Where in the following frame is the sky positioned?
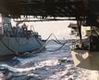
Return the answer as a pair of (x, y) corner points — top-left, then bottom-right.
(0, 14), (77, 40)
(10, 17), (77, 40)
(26, 21), (77, 40)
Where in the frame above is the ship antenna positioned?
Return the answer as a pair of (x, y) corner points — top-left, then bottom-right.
(30, 24), (36, 32)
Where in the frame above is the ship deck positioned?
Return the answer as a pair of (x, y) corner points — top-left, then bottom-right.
(71, 50), (99, 70)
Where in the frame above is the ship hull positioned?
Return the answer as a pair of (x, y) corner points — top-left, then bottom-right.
(0, 36), (44, 57)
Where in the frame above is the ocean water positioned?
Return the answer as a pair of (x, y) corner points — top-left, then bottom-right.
(0, 40), (98, 80)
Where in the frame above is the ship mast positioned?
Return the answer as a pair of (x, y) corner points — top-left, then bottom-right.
(76, 18), (82, 48)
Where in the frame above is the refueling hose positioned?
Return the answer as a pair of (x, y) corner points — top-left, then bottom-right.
(0, 33), (68, 56)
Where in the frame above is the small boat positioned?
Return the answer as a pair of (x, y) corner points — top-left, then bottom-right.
(0, 17), (45, 59)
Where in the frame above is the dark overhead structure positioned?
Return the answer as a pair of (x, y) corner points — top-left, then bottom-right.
(0, 0), (98, 25)
(0, 0), (90, 17)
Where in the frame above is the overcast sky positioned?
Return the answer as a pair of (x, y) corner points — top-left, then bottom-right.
(26, 21), (77, 40)
(10, 19), (77, 40)
(0, 15), (77, 40)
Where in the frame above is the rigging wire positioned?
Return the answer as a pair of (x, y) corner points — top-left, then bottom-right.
(31, 33), (68, 53)
(52, 33), (64, 44)
(0, 31), (69, 56)
(31, 33), (53, 53)
(46, 41), (68, 52)
(0, 36), (18, 54)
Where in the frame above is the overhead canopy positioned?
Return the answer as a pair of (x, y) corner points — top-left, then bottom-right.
(0, 0), (99, 25)
(0, 0), (88, 18)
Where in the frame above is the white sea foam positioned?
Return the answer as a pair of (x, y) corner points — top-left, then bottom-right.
(0, 40), (98, 80)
